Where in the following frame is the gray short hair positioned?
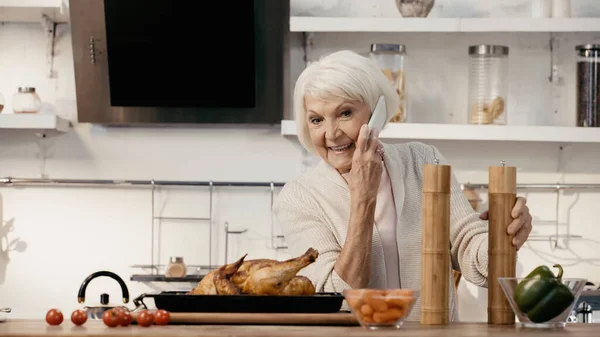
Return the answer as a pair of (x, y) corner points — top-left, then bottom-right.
(293, 50), (400, 156)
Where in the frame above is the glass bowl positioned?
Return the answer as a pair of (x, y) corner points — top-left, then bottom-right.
(498, 277), (587, 328)
(343, 288), (419, 330)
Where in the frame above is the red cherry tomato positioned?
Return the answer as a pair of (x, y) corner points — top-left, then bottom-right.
(70, 309), (87, 326)
(136, 310), (154, 327)
(119, 311), (133, 326)
(111, 308), (124, 315)
(153, 309), (170, 325)
(46, 309), (63, 326)
(102, 310), (120, 328)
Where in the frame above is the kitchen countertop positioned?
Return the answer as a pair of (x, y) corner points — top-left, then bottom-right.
(0, 320), (598, 337)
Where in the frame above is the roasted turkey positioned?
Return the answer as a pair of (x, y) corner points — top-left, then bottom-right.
(189, 248), (318, 296)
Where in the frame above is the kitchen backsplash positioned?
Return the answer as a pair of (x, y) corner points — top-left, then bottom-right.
(0, 0), (599, 322)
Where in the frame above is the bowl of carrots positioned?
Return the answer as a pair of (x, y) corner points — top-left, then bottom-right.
(343, 288), (419, 330)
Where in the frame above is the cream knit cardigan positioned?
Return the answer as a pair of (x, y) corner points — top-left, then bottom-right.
(273, 141), (490, 322)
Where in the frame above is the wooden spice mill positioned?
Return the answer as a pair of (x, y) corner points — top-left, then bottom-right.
(420, 157), (451, 325)
(420, 158), (517, 325)
(487, 161), (517, 325)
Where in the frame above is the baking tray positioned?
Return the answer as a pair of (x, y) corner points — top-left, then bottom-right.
(133, 291), (345, 313)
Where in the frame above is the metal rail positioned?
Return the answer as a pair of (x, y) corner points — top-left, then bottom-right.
(3, 177), (599, 191)
(462, 183), (600, 191)
(224, 221), (248, 264)
(0, 177), (286, 187)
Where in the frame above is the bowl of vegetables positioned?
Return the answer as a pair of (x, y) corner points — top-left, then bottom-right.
(498, 264), (587, 328)
(343, 288), (419, 330)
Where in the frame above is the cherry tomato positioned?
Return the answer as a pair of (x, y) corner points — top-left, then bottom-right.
(119, 311), (133, 326)
(153, 309), (170, 325)
(70, 309), (87, 326)
(106, 308), (132, 326)
(136, 310), (154, 327)
(46, 309), (63, 326)
(110, 308), (122, 314)
(102, 310), (120, 328)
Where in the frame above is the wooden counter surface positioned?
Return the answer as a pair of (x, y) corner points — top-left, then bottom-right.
(0, 320), (598, 337)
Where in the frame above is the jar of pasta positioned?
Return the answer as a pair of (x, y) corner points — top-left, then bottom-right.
(467, 45), (509, 125)
(370, 43), (407, 123)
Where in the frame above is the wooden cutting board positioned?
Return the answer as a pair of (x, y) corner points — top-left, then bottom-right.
(132, 312), (358, 326)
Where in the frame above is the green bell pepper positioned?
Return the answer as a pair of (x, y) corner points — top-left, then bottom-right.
(513, 264), (574, 323)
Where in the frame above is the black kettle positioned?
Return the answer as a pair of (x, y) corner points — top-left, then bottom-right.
(77, 271), (130, 319)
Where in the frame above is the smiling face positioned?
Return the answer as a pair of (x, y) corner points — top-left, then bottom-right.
(304, 95), (371, 174)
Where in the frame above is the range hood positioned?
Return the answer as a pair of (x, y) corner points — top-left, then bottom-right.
(69, 0), (289, 126)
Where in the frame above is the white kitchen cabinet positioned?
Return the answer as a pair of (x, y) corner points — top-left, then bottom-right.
(0, 114), (70, 134)
(290, 16), (600, 33)
(0, 0), (61, 6)
(281, 120), (600, 145)
(0, 0), (69, 23)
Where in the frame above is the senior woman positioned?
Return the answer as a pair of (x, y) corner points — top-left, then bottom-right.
(272, 50), (533, 321)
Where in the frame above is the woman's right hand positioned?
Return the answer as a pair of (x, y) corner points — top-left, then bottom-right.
(349, 124), (383, 203)
(335, 124), (383, 287)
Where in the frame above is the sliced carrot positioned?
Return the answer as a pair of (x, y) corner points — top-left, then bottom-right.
(360, 304), (374, 316)
(373, 308), (404, 323)
(364, 295), (388, 312)
(362, 314), (374, 323)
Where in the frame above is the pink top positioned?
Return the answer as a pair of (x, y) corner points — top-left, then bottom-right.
(342, 162), (401, 288)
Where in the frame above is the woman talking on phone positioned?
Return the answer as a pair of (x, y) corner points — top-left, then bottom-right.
(272, 50), (533, 321)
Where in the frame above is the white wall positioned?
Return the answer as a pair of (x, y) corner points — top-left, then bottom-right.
(0, 0), (599, 321)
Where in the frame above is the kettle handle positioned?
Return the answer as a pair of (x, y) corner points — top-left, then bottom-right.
(132, 293), (149, 311)
(77, 271), (130, 304)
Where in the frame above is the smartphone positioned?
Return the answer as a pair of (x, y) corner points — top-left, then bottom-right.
(368, 95), (387, 133)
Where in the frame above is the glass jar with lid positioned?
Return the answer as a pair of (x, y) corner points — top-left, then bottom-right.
(576, 44), (600, 127)
(369, 43), (407, 123)
(165, 256), (187, 278)
(12, 87), (41, 114)
(467, 45), (509, 125)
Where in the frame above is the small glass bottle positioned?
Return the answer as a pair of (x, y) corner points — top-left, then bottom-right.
(467, 45), (509, 125)
(369, 43), (407, 123)
(576, 44), (600, 127)
(12, 87), (41, 114)
(165, 256), (187, 278)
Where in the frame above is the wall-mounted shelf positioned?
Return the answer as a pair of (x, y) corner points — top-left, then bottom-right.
(130, 274), (205, 283)
(281, 120), (600, 144)
(290, 16), (600, 33)
(0, 114), (70, 133)
(0, 0), (69, 23)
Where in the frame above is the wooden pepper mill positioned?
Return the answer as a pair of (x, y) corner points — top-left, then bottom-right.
(488, 161), (517, 325)
(420, 159), (451, 325)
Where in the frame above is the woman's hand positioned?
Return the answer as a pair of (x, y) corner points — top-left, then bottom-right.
(479, 197), (533, 250)
(349, 124), (383, 203)
(334, 124), (384, 288)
